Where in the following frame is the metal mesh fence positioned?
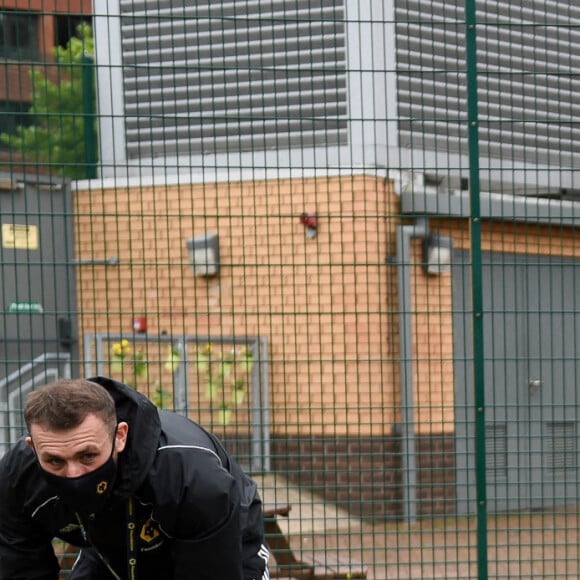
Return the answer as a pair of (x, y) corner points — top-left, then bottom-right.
(1, 0), (580, 578)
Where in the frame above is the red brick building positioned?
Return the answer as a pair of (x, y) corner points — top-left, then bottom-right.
(0, 0), (91, 169)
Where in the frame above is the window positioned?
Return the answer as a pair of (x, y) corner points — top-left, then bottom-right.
(0, 10), (39, 61)
(54, 14), (92, 49)
(0, 101), (32, 147)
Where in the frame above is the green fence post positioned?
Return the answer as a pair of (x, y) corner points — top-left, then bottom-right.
(464, 1), (488, 578)
(81, 55), (97, 179)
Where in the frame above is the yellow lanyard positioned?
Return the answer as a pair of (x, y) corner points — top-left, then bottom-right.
(126, 496), (138, 580)
(74, 496), (138, 580)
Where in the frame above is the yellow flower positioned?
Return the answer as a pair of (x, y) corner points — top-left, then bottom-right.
(111, 340), (132, 359)
(120, 339), (131, 356)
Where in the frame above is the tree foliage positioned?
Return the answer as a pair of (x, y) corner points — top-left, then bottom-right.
(0, 23), (96, 179)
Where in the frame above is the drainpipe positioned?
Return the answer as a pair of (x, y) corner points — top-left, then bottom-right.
(396, 217), (429, 525)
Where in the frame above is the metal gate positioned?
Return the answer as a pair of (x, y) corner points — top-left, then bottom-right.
(454, 251), (580, 514)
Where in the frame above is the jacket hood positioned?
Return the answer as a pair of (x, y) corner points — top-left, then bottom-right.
(88, 376), (161, 495)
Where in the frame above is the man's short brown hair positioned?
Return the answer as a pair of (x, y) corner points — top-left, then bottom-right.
(24, 379), (117, 434)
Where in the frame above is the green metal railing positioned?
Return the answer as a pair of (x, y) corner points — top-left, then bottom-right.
(464, 1), (488, 577)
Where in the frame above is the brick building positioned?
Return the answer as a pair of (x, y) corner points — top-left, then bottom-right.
(0, 0), (91, 169)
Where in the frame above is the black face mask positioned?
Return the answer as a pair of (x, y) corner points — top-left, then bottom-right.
(39, 437), (118, 515)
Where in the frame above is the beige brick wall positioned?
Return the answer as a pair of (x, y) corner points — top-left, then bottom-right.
(75, 175), (401, 437)
(74, 176), (580, 438)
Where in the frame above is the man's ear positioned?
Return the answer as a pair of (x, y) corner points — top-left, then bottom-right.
(25, 436), (34, 450)
(115, 421), (129, 453)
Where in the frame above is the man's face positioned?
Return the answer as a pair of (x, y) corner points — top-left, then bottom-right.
(26, 413), (128, 478)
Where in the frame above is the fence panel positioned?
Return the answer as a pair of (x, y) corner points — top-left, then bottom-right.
(1, 1), (579, 578)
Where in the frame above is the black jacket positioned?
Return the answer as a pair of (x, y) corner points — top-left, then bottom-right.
(0, 377), (266, 580)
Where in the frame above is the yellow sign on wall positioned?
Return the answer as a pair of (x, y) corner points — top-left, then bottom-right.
(2, 224), (39, 250)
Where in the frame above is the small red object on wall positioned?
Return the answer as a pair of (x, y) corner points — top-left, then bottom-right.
(299, 212), (318, 229)
(133, 316), (147, 333)
(299, 212), (318, 238)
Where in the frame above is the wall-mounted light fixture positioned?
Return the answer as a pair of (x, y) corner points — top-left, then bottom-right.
(186, 232), (220, 277)
(423, 233), (453, 275)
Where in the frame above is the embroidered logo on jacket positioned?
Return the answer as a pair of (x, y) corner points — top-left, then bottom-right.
(140, 517), (161, 543)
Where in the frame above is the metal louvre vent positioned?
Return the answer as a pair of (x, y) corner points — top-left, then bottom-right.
(546, 421), (576, 476)
(119, 0), (348, 160)
(395, 0), (580, 168)
(485, 423), (507, 480)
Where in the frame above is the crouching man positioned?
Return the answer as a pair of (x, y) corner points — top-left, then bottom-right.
(0, 377), (269, 580)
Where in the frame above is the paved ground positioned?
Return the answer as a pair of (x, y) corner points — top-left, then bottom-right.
(312, 508), (580, 579)
(255, 475), (579, 579)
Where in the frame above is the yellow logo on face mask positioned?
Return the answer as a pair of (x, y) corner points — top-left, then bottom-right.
(140, 518), (161, 542)
(96, 481), (108, 495)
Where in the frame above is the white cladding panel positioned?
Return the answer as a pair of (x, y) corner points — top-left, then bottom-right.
(395, 0), (580, 169)
(119, 0), (348, 159)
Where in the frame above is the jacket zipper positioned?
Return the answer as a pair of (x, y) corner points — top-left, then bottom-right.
(74, 512), (123, 580)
